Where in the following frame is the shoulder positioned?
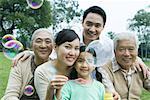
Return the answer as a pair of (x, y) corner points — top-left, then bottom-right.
(93, 79), (104, 87)
(35, 61), (52, 73)
(34, 61), (56, 79)
(13, 56), (32, 72)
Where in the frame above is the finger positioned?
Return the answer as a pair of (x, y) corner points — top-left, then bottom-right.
(51, 82), (66, 89)
(20, 54), (30, 61)
(134, 62), (141, 72)
(146, 68), (150, 78)
(51, 79), (68, 84)
(54, 75), (68, 80)
(138, 62), (147, 78)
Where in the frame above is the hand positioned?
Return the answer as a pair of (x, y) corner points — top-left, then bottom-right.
(50, 75), (68, 90)
(12, 50), (33, 67)
(49, 75), (68, 100)
(112, 91), (121, 100)
(134, 57), (149, 78)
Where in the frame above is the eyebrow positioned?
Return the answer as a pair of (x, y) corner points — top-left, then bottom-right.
(86, 21), (101, 25)
(35, 38), (51, 40)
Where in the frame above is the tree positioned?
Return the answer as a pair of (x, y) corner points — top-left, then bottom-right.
(0, 0), (52, 49)
(51, 0), (83, 33)
(0, 0), (83, 50)
(107, 31), (115, 39)
(128, 6), (150, 59)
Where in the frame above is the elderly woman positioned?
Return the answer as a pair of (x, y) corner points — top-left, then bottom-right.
(102, 32), (150, 100)
(2, 28), (53, 100)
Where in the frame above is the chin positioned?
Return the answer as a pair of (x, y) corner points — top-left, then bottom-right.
(39, 56), (49, 60)
(66, 62), (74, 66)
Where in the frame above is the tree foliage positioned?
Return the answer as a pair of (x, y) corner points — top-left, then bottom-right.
(107, 31), (115, 39)
(0, 0), (83, 49)
(51, 0), (83, 33)
(128, 6), (150, 59)
(0, 0), (52, 49)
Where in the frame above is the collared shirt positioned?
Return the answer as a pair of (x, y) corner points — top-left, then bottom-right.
(112, 58), (137, 88)
(102, 58), (150, 100)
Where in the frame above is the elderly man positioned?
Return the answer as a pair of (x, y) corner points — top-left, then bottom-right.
(102, 32), (150, 100)
(2, 28), (53, 100)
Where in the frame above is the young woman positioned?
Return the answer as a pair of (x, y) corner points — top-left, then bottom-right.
(34, 29), (80, 100)
(53, 46), (105, 100)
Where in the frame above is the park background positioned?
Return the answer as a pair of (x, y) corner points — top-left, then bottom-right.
(0, 0), (150, 99)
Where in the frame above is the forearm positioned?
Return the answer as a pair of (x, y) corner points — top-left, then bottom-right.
(34, 70), (50, 100)
(97, 67), (116, 92)
(55, 89), (62, 100)
(1, 96), (19, 100)
(2, 66), (22, 100)
(144, 71), (150, 91)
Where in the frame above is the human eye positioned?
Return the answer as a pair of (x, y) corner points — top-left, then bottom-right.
(35, 39), (42, 43)
(77, 58), (84, 63)
(75, 47), (80, 50)
(86, 21), (93, 27)
(45, 39), (52, 44)
(95, 23), (101, 28)
(128, 47), (135, 52)
(119, 48), (125, 52)
(65, 45), (71, 49)
(86, 58), (94, 64)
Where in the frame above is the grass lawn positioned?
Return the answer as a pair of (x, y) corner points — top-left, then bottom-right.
(0, 52), (11, 98)
(0, 52), (150, 99)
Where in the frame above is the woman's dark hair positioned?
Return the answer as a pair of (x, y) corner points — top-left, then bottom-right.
(69, 46), (102, 82)
(80, 46), (96, 57)
(55, 29), (80, 46)
(82, 6), (106, 27)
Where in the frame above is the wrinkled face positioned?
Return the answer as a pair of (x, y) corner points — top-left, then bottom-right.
(32, 32), (53, 61)
(115, 39), (137, 70)
(55, 39), (80, 66)
(82, 13), (104, 44)
(75, 52), (95, 79)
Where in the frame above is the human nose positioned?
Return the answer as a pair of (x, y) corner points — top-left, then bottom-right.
(69, 49), (77, 55)
(89, 26), (96, 32)
(82, 61), (88, 67)
(41, 41), (46, 47)
(124, 49), (130, 56)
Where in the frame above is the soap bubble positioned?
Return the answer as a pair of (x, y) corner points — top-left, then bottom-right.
(26, 0), (44, 9)
(85, 40), (113, 67)
(2, 34), (16, 47)
(3, 40), (24, 60)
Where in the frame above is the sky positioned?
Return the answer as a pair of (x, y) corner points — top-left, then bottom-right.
(75, 0), (150, 35)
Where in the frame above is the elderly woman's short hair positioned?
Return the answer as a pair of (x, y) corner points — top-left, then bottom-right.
(113, 32), (139, 51)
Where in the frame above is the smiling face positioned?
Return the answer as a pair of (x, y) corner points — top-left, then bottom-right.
(55, 38), (80, 67)
(32, 31), (53, 61)
(115, 39), (138, 70)
(75, 52), (95, 79)
(82, 13), (104, 45)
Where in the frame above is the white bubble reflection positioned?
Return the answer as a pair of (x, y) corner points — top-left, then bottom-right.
(48, 65), (57, 81)
(85, 40), (113, 67)
(26, 0), (44, 9)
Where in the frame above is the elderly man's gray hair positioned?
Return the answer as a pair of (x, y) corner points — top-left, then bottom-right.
(113, 32), (139, 51)
(31, 28), (54, 42)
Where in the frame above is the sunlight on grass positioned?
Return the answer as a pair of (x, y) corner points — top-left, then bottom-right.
(0, 52), (11, 98)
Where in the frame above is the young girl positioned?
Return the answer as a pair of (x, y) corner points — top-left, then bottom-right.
(54, 46), (105, 100)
